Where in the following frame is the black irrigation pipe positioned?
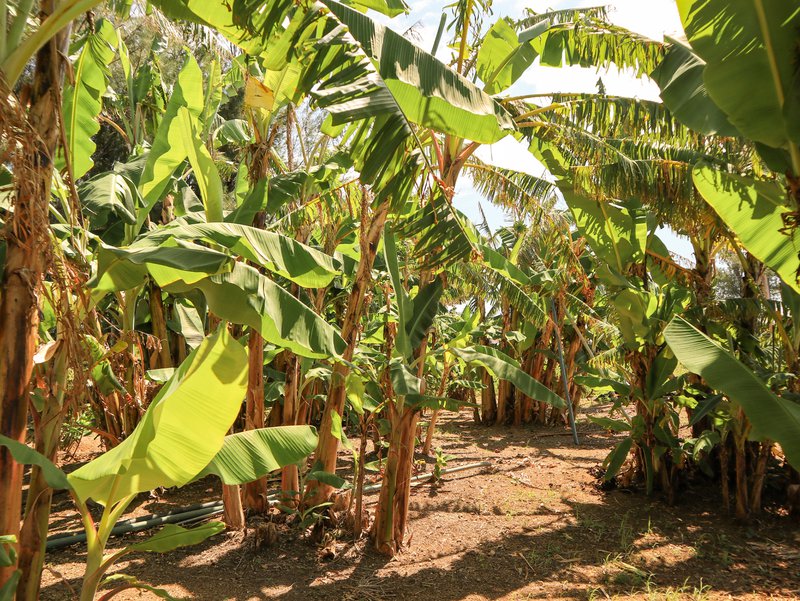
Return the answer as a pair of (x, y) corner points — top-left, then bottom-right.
(45, 461), (492, 552)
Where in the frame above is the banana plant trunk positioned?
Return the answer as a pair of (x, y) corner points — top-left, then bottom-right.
(514, 352), (534, 426)
(17, 347), (68, 601)
(243, 330), (268, 512)
(422, 358), (450, 456)
(371, 404), (418, 555)
(0, 7), (71, 585)
(280, 353), (301, 506)
(148, 285), (172, 369)
(529, 320), (555, 424)
(304, 202), (389, 508)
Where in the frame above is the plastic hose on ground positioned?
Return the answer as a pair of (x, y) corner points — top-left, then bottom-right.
(45, 461), (492, 551)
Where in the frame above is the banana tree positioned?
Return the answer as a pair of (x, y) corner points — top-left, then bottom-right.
(0, 0), (111, 588)
(665, 315), (800, 515)
(559, 185), (694, 498)
(2, 327), (318, 599)
(368, 223), (567, 555)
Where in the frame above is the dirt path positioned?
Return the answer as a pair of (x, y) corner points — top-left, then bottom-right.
(41, 409), (800, 600)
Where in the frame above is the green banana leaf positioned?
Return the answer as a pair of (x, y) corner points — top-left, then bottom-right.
(175, 106), (224, 222)
(141, 223), (340, 288)
(603, 438), (633, 481)
(389, 359), (422, 396)
(98, 575), (179, 601)
(321, 0), (515, 144)
(393, 197), (478, 270)
(406, 278), (443, 351)
(89, 241), (232, 299)
(575, 374), (631, 396)
(79, 172), (137, 229)
(91, 244), (343, 358)
(0, 435), (71, 491)
(169, 263), (346, 359)
(57, 18), (117, 179)
(650, 37), (740, 137)
(339, 0), (407, 17)
(532, 19), (663, 78)
(676, 0), (800, 149)
(201, 60), (223, 138)
(125, 523), (224, 553)
(146, 1), (272, 55)
(476, 18), (542, 95)
(479, 245), (531, 287)
(664, 316), (800, 468)
(138, 52), (205, 228)
(68, 327), (248, 506)
(452, 345), (565, 409)
(383, 226), (412, 360)
(611, 288), (658, 348)
(692, 164), (799, 293)
(198, 426), (318, 484)
(562, 186), (649, 273)
(168, 299), (206, 350)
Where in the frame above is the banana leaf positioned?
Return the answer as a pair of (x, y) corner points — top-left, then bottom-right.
(692, 164), (799, 293)
(68, 327), (248, 506)
(664, 316), (800, 468)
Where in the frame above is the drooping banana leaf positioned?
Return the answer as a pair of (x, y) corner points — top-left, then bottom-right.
(168, 263), (346, 359)
(140, 223), (340, 288)
(664, 316), (800, 468)
(198, 425), (318, 484)
(452, 345), (565, 408)
(0, 435), (71, 491)
(321, 0), (515, 144)
(393, 196), (478, 269)
(79, 172), (137, 229)
(89, 241), (232, 299)
(531, 17), (664, 78)
(692, 164), (799, 293)
(650, 37), (740, 138)
(676, 0), (800, 150)
(68, 327), (248, 506)
(125, 523), (224, 553)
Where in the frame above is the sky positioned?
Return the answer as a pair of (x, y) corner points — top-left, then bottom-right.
(374, 0), (695, 261)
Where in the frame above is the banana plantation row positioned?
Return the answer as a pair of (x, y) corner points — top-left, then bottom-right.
(0, 0), (798, 599)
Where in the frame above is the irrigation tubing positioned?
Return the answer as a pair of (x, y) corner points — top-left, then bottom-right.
(45, 461), (491, 551)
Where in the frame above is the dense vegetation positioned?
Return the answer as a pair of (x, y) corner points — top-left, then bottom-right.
(0, 0), (798, 598)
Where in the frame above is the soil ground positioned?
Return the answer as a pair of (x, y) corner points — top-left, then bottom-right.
(40, 406), (800, 600)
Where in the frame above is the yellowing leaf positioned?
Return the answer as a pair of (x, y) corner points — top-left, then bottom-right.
(245, 77), (275, 110)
